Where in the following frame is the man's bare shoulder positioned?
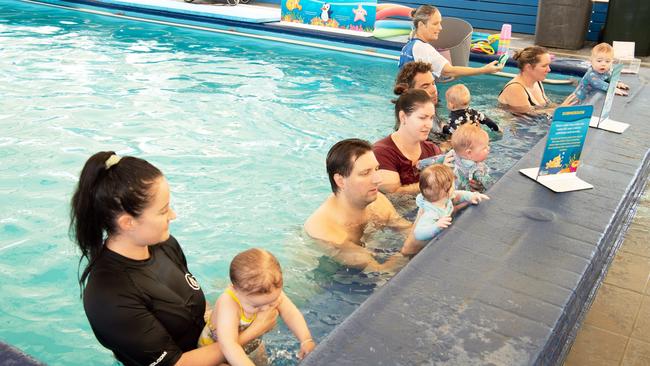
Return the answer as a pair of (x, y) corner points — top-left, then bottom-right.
(368, 192), (396, 217)
(304, 195), (346, 245)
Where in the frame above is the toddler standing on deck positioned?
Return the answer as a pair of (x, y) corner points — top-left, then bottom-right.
(441, 84), (500, 137)
(401, 164), (488, 254)
(198, 248), (315, 365)
(417, 123), (493, 192)
(574, 42), (630, 104)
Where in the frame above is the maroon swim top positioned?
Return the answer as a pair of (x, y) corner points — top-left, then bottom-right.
(373, 135), (441, 185)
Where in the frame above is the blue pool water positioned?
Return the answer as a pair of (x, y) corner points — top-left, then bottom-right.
(0, 1), (574, 365)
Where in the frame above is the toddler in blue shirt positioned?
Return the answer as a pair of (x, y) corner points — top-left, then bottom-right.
(574, 42), (629, 104)
(412, 164), (488, 242)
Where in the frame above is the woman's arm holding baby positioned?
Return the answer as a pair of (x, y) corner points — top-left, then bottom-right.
(276, 292), (316, 359)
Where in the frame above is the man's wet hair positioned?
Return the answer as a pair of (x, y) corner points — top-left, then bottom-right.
(326, 138), (373, 194)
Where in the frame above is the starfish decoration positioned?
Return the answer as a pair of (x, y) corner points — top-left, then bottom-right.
(353, 4), (367, 23)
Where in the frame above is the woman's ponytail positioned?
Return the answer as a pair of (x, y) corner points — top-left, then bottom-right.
(70, 151), (162, 294)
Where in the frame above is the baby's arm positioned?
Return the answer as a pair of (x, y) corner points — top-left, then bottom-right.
(277, 292), (315, 359)
(413, 210), (451, 241)
(416, 154), (446, 170)
(478, 113), (500, 132)
(454, 190), (489, 204)
(589, 72), (610, 92)
(472, 164), (493, 191)
(214, 294), (255, 366)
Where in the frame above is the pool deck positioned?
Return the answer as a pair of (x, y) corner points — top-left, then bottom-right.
(7, 1), (650, 364)
(302, 69), (650, 365)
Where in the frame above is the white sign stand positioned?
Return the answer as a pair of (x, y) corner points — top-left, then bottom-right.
(520, 106), (594, 193)
(520, 168), (593, 193)
(589, 117), (629, 133)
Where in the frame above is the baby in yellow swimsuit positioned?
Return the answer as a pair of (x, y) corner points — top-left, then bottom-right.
(198, 248), (316, 365)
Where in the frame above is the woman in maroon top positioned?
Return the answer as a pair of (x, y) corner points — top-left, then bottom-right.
(374, 88), (443, 195)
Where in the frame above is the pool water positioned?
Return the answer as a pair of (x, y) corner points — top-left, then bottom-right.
(0, 1), (573, 365)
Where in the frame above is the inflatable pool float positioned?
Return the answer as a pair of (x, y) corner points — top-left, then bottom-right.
(375, 4), (413, 20)
(375, 19), (411, 29)
(372, 27), (410, 39)
(372, 8), (412, 39)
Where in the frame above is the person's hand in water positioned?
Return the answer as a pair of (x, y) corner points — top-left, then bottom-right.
(247, 309), (278, 336)
(561, 93), (578, 106)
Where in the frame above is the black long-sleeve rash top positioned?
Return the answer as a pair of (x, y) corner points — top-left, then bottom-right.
(83, 236), (206, 366)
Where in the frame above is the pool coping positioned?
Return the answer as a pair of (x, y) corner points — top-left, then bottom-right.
(302, 70), (650, 365)
(0, 342), (45, 366)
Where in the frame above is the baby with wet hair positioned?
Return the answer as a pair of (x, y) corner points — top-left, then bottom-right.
(417, 123), (493, 192)
(198, 248), (315, 365)
(442, 84), (500, 137)
(412, 164), (489, 242)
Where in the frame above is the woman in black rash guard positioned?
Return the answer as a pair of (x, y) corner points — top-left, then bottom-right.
(70, 151), (275, 366)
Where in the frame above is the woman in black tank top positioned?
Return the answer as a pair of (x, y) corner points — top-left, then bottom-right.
(497, 46), (576, 113)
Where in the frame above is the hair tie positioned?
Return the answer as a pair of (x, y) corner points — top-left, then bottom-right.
(105, 154), (122, 170)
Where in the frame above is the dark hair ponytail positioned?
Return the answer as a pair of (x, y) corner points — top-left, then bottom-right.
(393, 88), (433, 131)
(69, 151), (162, 294)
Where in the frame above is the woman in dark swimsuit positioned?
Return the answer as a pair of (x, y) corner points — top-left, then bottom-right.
(497, 46), (576, 114)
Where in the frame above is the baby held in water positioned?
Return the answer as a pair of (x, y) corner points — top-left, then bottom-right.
(198, 248), (315, 365)
(401, 164), (489, 255)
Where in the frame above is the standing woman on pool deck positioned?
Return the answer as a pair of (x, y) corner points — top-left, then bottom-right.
(374, 88), (448, 195)
(70, 152), (275, 366)
(398, 5), (503, 81)
(498, 46), (577, 114)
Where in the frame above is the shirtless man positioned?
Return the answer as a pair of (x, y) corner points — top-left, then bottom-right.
(304, 139), (411, 272)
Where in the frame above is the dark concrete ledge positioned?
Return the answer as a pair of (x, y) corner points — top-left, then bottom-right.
(304, 72), (650, 366)
(0, 342), (45, 366)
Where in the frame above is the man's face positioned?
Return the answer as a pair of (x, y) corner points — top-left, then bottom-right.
(412, 72), (438, 105)
(340, 151), (382, 206)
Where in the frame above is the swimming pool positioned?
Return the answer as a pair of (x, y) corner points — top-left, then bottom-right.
(0, 1), (575, 365)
